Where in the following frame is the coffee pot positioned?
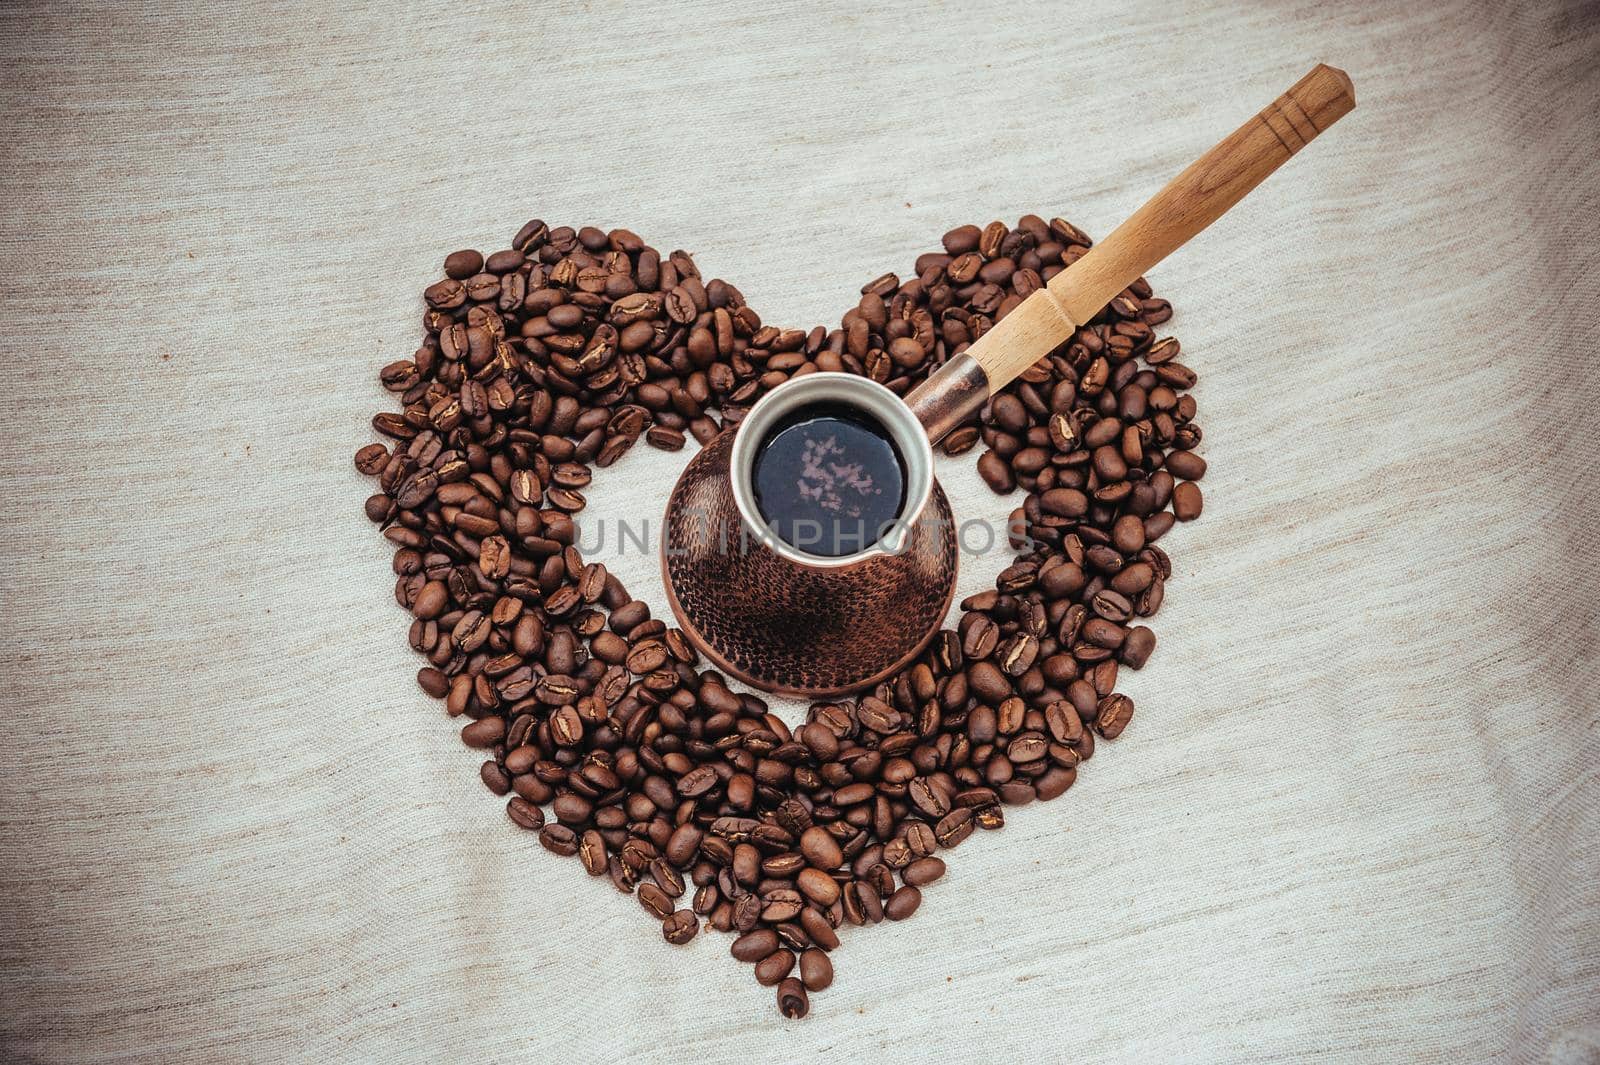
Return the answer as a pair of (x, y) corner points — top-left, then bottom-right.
(662, 65), (1354, 695)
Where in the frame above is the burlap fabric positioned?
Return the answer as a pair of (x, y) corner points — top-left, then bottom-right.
(2, 2), (1596, 1060)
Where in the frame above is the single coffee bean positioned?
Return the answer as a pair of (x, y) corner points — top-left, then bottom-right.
(646, 425), (686, 451)
(551, 793), (592, 825)
(799, 948), (834, 991)
(1165, 449), (1207, 480)
(538, 824), (578, 856)
(354, 442), (389, 474)
(800, 906), (839, 951)
(677, 764), (719, 797)
(733, 892), (762, 932)
(761, 888), (805, 923)
(651, 858), (685, 898)
(1121, 626), (1156, 668)
(1036, 765), (1078, 800)
(731, 928), (780, 963)
(665, 823), (703, 866)
(885, 885), (922, 920)
(692, 883), (720, 916)
(942, 425), (979, 455)
(968, 661), (1011, 704)
(754, 948), (797, 986)
(423, 278), (466, 309)
(963, 614), (1000, 659)
(798, 825), (843, 870)
(444, 249), (484, 279)
(663, 909), (699, 945)
(1173, 480), (1203, 520)
(908, 777), (950, 819)
(1110, 562), (1155, 596)
(1007, 732), (1049, 763)
(797, 867), (841, 906)
(579, 830), (607, 876)
(638, 882), (674, 920)
(1041, 487), (1088, 518)
(460, 716), (504, 748)
(978, 450), (1015, 492)
(1095, 694), (1135, 738)
(506, 797), (544, 831)
(417, 667), (448, 697)
(903, 822), (937, 858)
(903, 856), (946, 886)
(777, 977), (809, 1019)
(480, 761), (510, 795)
(1046, 701), (1084, 744)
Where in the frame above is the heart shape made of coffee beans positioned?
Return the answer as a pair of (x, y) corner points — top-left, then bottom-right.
(356, 215), (1204, 1019)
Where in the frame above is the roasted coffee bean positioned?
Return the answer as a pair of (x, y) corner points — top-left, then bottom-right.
(1121, 626), (1156, 668)
(731, 928), (780, 962)
(962, 614), (1000, 659)
(460, 716), (504, 748)
(550, 705), (584, 747)
(506, 797), (545, 831)
(663, 909), (699, 945)
(968, 661), (1011, 704)
(1041, 487), (1088, 518)
(538, 824), (578, 856)
(754, 949), (797, 986)
(885, 885), (922, 920)
(665, 823), (703, 866)
(607, 854), (638, 893)
(942, 425), (980, 455)
(1095, 694), (1134, 738)
(1007, 732), (1049, 763)
(881, 837), (913, 869)
(638, 882), (675, 920)
(677, 764), (719, 797)
(354, 443), (390, 475)
(1173, 480), (1203, 520)
(417, 667), (448, 697)
(796, 867), (840, 906)
(799, 947), (834, 990)
(692, 883), (720, 915)
(903, 821), (936, 858)
(800, 907), (840, 951)
(733, 892), (762, 931)
(646, 425), (686, 450)
(1091, 588), (1135, 622)
(978, 450), (1015, 492)
(1110, 562), (1155, 596)
(481, 760), (510, 795)
(651, 858), (686, 898)
(444, 249), (484, 279)
(908, 777), (950, 819)
(579, 830), (607, 876)
(777, 977), (809, 1019)
(423, 278), (466, 309)
(799, 826), (843, 870)
(761, 888), (805, 923)
(902, 857), (946, 886)
(1046, 701), (1084, 744)
(552, 793), (593, 825)
(1166, 449), (1206, 480)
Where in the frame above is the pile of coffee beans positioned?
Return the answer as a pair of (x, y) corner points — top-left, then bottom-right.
(356, 215), (1204, 1018)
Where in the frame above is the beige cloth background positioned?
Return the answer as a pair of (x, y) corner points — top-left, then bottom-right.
(2, 1), (1597, 1061)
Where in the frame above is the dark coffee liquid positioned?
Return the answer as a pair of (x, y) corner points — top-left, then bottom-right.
(751, 403), (908, 557)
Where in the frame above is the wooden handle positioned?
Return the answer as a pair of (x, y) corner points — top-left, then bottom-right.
(968, 63), (1355, 391)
